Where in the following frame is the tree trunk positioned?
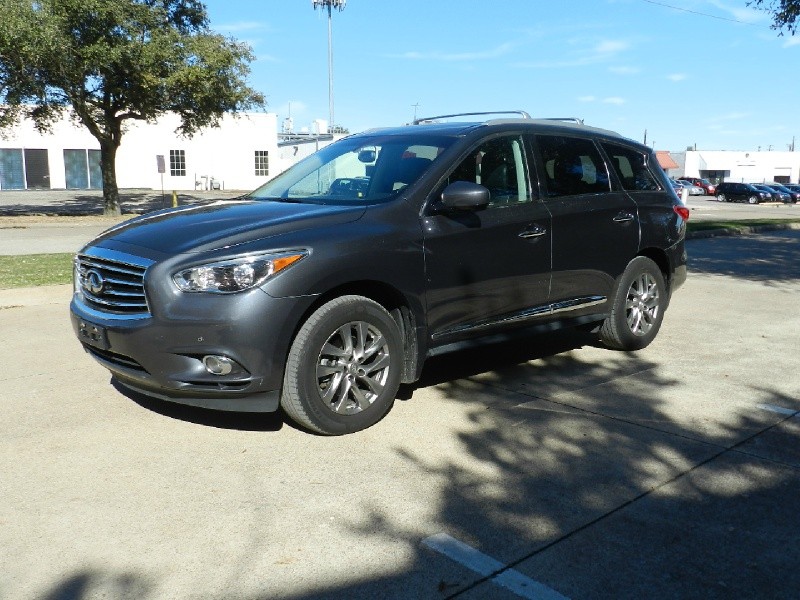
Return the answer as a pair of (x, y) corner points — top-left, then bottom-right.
(100, 141), (122, 217)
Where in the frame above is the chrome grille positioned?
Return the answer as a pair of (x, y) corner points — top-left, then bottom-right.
(76, 254), (150, 315)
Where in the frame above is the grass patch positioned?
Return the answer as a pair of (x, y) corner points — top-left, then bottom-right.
(687, 218), (800, 233)
(0, 253), (74, 289)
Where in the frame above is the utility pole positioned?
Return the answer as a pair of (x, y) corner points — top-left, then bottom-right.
(412, 103), (421, 122)
(312, 0), (346, 131)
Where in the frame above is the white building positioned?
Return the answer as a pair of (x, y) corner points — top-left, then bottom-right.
(0, 111), (304, 192)
(674, 150), (800, 185)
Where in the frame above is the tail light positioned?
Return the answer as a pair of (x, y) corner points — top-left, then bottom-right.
(673, 205), (690, 221)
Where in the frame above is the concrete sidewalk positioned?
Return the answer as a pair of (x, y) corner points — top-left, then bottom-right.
(0, 188), (243, 216)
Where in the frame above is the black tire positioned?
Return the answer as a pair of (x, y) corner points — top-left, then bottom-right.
(716, 193), (726, 202)
(599, 257), (666, 351)
(748, 195), (759, 205)
(281, 295), (403, 435)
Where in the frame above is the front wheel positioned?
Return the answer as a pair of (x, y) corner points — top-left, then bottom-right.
(716, 193), (726, 202)
(599, 257), (666, 351)
(281, 295), (403, 435)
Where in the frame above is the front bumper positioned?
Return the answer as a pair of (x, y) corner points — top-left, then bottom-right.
(70, 284), (315, 413)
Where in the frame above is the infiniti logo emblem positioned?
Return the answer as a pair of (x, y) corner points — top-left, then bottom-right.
(85, 269), (105, 295)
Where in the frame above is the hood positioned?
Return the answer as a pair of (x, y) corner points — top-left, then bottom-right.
(86, 200), (366, 254)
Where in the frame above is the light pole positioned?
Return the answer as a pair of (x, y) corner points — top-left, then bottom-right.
(312, 0), (346, 131)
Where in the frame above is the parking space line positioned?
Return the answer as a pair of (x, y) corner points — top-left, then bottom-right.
(422, 533), (568, 600)
(758, 403), (798, 416)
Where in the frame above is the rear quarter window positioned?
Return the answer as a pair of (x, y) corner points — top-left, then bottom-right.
(601, 143), (661, 192)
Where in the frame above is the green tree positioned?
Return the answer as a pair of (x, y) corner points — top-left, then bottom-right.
(749, 0), (800, 34)
(0, 0), (264, 215)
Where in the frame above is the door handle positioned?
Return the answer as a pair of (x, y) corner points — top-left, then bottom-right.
(518, 224), (547, 239)
(613, 212), (635, 223)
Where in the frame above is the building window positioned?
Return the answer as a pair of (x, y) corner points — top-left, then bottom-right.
(255, 150), (269, 177)
(170, 149), (186, 176)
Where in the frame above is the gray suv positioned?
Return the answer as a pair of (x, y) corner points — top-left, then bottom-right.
(71, 112), (688, 435)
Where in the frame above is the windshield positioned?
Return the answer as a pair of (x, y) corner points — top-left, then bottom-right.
(247, 133), (455, 205)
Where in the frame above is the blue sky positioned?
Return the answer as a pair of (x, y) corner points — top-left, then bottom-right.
(204, 0), (798, 152)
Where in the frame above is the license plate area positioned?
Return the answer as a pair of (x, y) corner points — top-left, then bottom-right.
(77, 319), (110, 350)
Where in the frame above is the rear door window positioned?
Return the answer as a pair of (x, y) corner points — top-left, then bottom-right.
(601, 143), (661, 192)
(535, 135), (610, 198)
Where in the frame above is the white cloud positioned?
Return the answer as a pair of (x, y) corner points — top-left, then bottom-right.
(514, 37), (631, 69)
(667, 73), (687, 82)
(603, 97), (626, 105)
(594, 40), (629, 55)
(783, 37), (800, 48)
(215, 21), (268, 33)
(578, 96), (597, 102)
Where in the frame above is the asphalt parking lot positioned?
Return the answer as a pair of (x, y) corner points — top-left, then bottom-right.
(1, 208), (799, 599)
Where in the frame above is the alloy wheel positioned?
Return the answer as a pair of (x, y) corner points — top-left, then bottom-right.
(315, 321), (391, 414)
(625, 273), (660, 337)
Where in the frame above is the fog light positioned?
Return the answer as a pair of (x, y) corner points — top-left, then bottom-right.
(203, 355), (233, 376)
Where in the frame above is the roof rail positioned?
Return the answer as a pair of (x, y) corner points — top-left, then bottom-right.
(412, 110), (531, 125)
(541, 117), (585, 125)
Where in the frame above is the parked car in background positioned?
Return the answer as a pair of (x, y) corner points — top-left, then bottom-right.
(69, 111), (689, 435)
(715, 182), (771, 204)
(783, 183), (800, 195)
(752, 184), (792, 204)
(767, 183), (800, 203)
(678, 177), (716, 195)
(671, 180), (704, 195)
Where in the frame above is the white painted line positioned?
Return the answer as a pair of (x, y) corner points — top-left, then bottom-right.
(758, 403), (798, 416)
(422, 533), (569, 600)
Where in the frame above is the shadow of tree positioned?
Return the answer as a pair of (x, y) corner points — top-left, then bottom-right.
(33, 234), (800, 600)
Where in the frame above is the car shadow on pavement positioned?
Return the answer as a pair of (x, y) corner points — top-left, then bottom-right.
(113, 380), (284, 432)
(408, 327), (598, 392)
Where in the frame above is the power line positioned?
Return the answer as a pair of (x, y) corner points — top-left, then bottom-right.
(639, 0), (758, 25)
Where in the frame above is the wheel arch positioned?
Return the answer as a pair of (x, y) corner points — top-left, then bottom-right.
(636, 247), (673, 303)
(289, 280), (423, 385)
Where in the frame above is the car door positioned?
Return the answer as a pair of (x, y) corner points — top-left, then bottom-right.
(532, 134), (640, 317)
(601, 141), (684, 253)
(422, 134), (552, 345)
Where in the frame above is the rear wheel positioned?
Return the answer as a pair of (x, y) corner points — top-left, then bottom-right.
(599, 257), (666, 351)
(716, 193), (726, 202)
(281, 295), (403, 435)
(748, 195), (759, 205)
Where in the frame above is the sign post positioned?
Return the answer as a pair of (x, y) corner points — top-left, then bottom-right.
(156, 155), (166, 206)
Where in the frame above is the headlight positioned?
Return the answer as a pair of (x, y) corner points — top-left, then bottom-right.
(173, 251), (307, 293)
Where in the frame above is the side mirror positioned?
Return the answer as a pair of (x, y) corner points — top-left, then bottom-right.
(440, 181), (490, 210)
(357, 147), (377, 163)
